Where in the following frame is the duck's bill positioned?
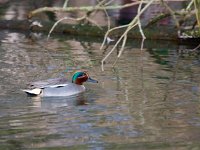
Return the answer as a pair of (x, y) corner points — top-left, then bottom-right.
(87, 77), (98, 83)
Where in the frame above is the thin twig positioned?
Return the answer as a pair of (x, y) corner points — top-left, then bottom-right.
(98, 0), (111, 31)
(101, 0), (154, 66)
(140, 38), (145, 50)
(186, 0), (194, 10)
(104, 0), (115, 6)
(193, 43), (200, 51)
(63, 0), (69, 8)
(96, 0), (111, 30)
(86, 17), (103, 30)
(29, 1), (141, 17)
(117, 34), (127, 58)
(160, 0), (180, 28)
(47, 16), (85, 39)
(100, 24), (130, 50)
(47, 17), (68, 40)
(138, 0), (146, 39)
(102, 0), (154, 50)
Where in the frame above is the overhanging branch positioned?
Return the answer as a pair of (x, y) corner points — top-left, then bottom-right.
(29, 1), (141, 18)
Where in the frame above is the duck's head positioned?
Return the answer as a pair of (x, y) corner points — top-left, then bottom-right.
(72, 71), (98, 85)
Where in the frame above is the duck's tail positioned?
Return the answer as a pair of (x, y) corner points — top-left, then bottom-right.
(22, 88), (42, 96)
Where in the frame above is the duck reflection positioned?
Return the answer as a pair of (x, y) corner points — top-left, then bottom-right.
(31, 93), (88, 110)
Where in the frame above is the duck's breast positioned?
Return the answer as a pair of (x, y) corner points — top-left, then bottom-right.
(42, 83), (85, 97)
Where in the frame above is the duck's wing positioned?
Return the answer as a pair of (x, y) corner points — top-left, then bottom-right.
(29, 78), (68, 89)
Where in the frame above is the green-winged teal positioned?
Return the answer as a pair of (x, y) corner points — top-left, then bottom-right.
(22, 71), (98, 97)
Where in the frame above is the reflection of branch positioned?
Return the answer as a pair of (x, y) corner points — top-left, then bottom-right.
(117, 0), (145, 57)
(163, 51), (180, 102)
(140, 38), (145, 50)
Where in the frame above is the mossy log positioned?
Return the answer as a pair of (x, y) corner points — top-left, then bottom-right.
(0, 19), (178, 40)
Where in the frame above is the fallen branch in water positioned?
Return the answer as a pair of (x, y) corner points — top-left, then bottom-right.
(28, 0), (199, 71)
(145, 10), (195, 28)
(47, 0), (110, 39)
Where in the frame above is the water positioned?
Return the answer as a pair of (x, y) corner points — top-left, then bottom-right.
(0, 30), (199, 150)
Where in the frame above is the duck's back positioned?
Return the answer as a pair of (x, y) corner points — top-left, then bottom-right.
(29, 77), (68, 88)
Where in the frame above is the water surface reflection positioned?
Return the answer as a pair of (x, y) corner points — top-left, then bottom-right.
(0, 30), (200, 149)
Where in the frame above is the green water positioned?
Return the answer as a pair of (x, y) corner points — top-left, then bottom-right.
(0, 30), (200, 150)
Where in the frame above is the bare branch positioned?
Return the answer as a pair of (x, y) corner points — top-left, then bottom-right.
(101, 0), (155, 69)
(138, 0), (146, 39)
(29, 1), (141, 18)
(160, 0), (180, 28)
(47, 16), (86, 39)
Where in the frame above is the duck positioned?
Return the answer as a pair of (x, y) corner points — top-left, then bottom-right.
(22, 71), (98, 97)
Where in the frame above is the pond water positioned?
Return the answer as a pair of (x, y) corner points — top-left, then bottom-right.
(0, 30), (200, 150)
